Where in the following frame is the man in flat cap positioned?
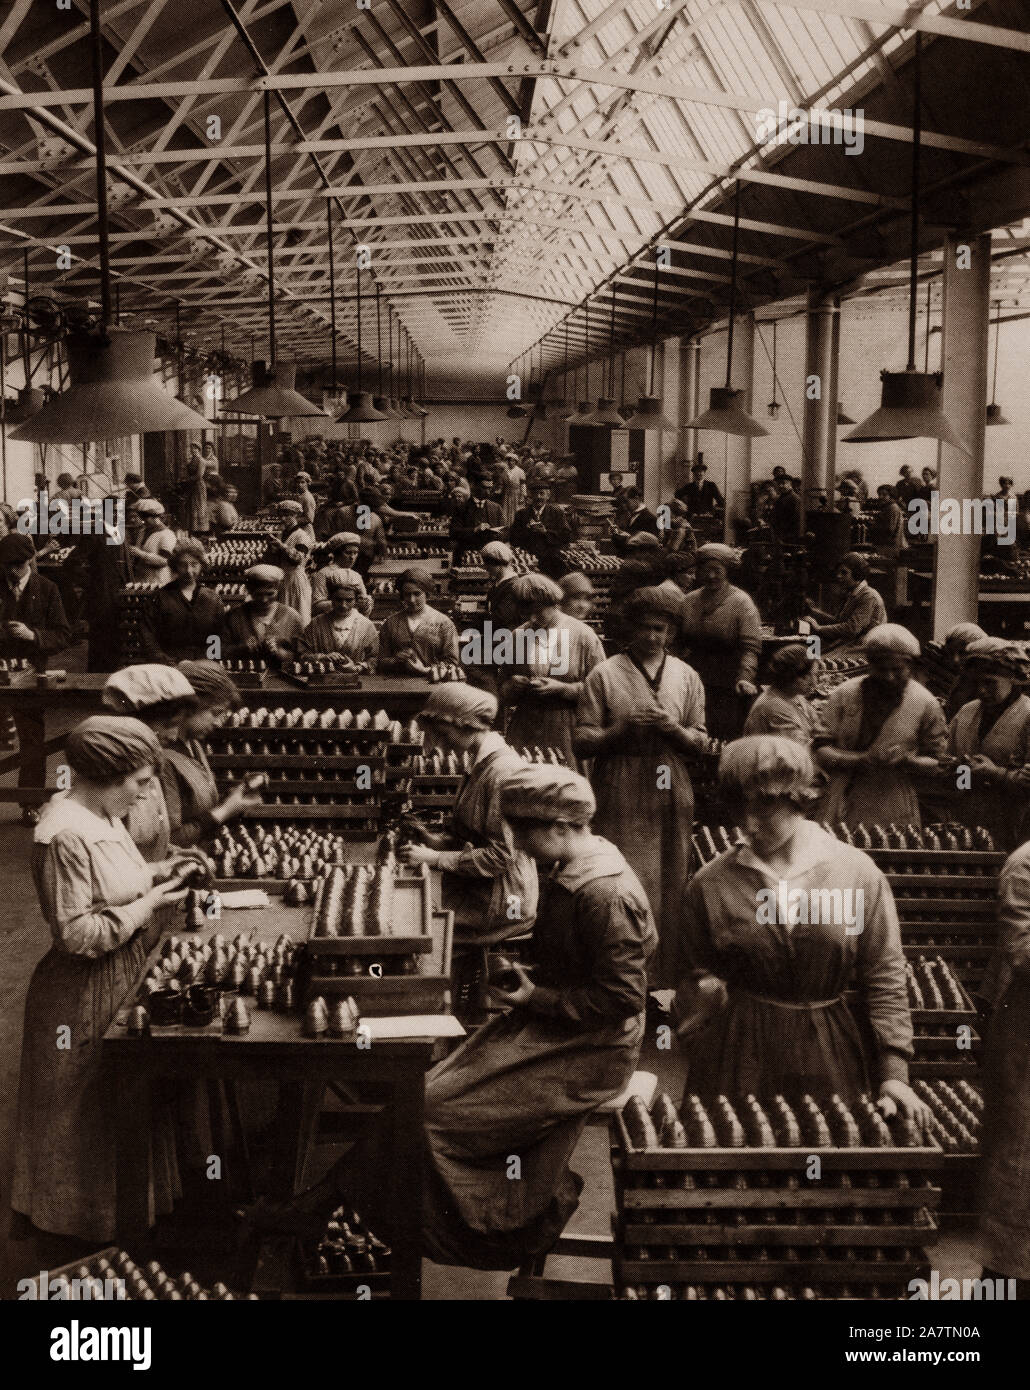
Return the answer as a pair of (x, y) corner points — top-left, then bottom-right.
(0, 533), (71, 822)
(677, 460), (724, 517)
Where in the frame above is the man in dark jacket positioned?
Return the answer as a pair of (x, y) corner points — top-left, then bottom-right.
(0, 533), (71, 822)
(770, 475), (803, 542)
(677, 460), (724, 515)
(510, 481), (572, 575)
(449, 469), (506, 552)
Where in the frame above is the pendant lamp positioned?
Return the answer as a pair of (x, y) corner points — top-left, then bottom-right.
(685, 182), (768, 439)
(766, 320), (781, 419)
(845, 35), (968, 453)
(625, 254), (677, 431)
(370, 284), (398, 419)
(339, 261), (387, 423)
(13, 0), (211, 444)
(986, 301), (1009, 425)
(836, 402), (856, 426)
(586, 289), (625, 428)
(387, 310), (405, 419)
(220, 93), (325, 421)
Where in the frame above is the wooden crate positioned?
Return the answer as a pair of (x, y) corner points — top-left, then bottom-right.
(305, 908), (454, 1015)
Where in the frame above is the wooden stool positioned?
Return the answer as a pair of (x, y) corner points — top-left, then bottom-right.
(507, 1071), (657, 1300)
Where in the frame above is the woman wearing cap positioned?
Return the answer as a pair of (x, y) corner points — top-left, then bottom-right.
(944, 638), (1030, 850)
(378, 567), (460, 676)
(207, 479), (240, 539)
(481, 541), (521, 632)
(11, 716), (189, 1243)
(299, 578), (379, 671)
(742, 642), (820, 747)
(803, 552), (887, 659)
(164, 661), (265, 847)
(558, 572), (594, 624)
(941, 622), (988, 721)
(295, 472), (317, 526)
(673, 736), (928, 1128)
(678, 543), (761, 740)
(182, 445), (209, 536)
(501, 573), (605, 771)
(310, 533), (372, 617)
(420, 763), (656, 1266)
(129, 499), (178, 587)
(814, 624), (947, 830)
(398, 685), (536, 938)
(663, 496), (697, 558)
(223, 565), (304, 663)
(142, 539), (227, 665)
(102, 664), (201, 863)
(575, 586), (707, 985)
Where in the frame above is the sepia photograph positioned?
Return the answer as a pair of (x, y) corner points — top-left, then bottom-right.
(0, 0), (1026, 1367)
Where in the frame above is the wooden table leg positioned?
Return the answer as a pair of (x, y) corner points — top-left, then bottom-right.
(388, 1062), (425, 1301)
(112, 1055), (153, 1241)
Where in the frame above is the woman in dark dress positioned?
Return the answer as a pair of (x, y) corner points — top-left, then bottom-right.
(674, 735), (930, 1124)
(142, 539), (227, 664)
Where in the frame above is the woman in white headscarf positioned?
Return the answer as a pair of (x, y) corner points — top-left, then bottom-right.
(11, 717), (188, 1243)
(814, 624), (947, 830)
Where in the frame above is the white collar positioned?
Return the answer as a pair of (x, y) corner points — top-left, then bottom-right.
(734, 818), (840, 884)
(35, 790), (136, 849)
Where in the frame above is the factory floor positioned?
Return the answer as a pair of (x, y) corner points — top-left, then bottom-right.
(0, 650), (984, 1300)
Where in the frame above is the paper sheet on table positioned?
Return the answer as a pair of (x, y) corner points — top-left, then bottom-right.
(217, 890), (270, 909)
(360, 1015), (466, 1040)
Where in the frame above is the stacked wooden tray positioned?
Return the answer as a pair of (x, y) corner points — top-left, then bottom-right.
(611, 1099), (942, 1301)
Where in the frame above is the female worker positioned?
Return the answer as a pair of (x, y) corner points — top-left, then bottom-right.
(223, 565), (304, 663)
(11, 716), (188, 1243)
(102, 664), (200, 864)
(142, 539), (227, 664)
(944, 637), (1030, 851)
(678, 543), (761, 740)
(182, 443), (209, 536)
(742, 642), (820, 747)
(481, 540), (521, 633)
(559, 571), (595, 623)
(575, 586), (707, 985)
(162, 660), (265, 848)
(299, 577), (379, 671)
(814, 624), (947, 831)
(242, 764), (655, 1268)
(673, 735), (929, 1124)
(803, 552), (887, 659)
(397, 684), (537, 947)
(377, 567), (460, 676)
(978, 837), (1030, 1296)
(501, 573), (605, 771)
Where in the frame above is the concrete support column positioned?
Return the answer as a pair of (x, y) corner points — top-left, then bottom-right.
(801, 289), (840, 505)
(655, 336), (682, 503)
(931, 231), (991, 640)
(682, 336), (701, 468)
(722, 313), (756, 543)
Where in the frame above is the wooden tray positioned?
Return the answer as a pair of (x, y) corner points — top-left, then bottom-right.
(307, 869), (433, 952)
(306, 909), (453, 1015)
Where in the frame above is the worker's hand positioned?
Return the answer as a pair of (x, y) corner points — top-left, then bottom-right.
(489, 960), (535, 1008)
(510, 675), (533, 691)
(877, 1080), (932, 1135)
(222, 782), (263, 817)
(735, 679), (758, 697)
(532, 677), (566, 697)
(405, 655), (431, 675)
(398, 842), (439, 869)
(868, 743), (906, 767)
(968, 753), (1001, 779)
(5, 621), (35, 642)
(147, 880), (191, 912)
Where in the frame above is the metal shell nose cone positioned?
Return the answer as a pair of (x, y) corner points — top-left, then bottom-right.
(10, 328), (212, 442)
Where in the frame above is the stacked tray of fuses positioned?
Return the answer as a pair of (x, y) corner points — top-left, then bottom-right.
(206, 705), (422, 829)
(611, 1092), (942, 1302)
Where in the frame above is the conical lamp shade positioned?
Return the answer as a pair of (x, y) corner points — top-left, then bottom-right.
(399, 396), (419, 419)
(624, 395), (677, 431)
(372, 396), (394, 418)
(685, 386), (768, 438)
(408, 397), (429, 419)
(506, 402), (527, 418)
(618, 402), (634, 420)
(570, 401), (594, 422)
(338, 391), (388, 423)
(836, 402), (856, 426)
(586, 398), (626, 429)
(11, 328), (211, 442)
(986, 403), (1009, 426)
(388, 397), (405, 420)
(558, 399), (576, 419)
(3, 386), (45, 425)
(843, 371), (969, 453)
(220, 361), (327, 419)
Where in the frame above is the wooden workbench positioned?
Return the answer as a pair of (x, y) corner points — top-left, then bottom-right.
(103, 897), (456, 1300)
